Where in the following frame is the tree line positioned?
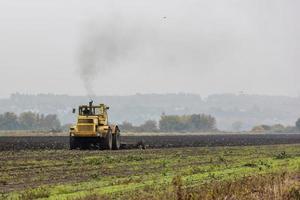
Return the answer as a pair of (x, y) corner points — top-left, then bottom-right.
(0, 112), (61, 131)
(1, 110), (299, 133)
(252, 118), (300, 133)
(120, 114), (217, 132)
(0, 112), (216, 132)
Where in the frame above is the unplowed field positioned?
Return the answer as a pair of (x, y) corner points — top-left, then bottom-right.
(1, 144), (300, 199)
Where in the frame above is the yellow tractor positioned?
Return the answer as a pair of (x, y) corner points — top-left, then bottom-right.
(69, 101), (120, 150)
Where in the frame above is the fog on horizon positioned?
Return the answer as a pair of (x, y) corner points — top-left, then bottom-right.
(0, 0), (299, 98)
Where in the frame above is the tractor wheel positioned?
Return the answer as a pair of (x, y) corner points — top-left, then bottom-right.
(112, 129), (121, 150)
(103, 130), (113, 150)
(70, 136), (78, 150)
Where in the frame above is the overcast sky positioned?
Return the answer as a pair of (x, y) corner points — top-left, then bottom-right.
(0, 0), (299, 97)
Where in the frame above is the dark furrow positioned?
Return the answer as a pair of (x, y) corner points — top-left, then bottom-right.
(1, 134), (300, 151)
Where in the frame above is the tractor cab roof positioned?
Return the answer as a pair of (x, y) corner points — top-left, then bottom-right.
(78, 101), (109, 116)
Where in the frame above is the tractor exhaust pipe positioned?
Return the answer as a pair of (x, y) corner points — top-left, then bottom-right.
(89, 100), (93, 111)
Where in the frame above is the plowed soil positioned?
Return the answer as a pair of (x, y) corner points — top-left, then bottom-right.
(1, 133), (300, 150)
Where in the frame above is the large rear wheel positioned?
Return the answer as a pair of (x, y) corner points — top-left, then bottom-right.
(112, 129), (121, 150)
(103, 130), (113, 150)
(70, 136), (78, 150)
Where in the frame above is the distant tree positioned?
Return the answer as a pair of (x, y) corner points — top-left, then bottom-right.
(120, 120), (158, 132)
(196, 114), (216, 131)
(190, 114), (202, 131)
(271, 124), (285, 132)
(138, 120), (158, 132)
(37, 114), (45, 130)
(252, 124), (287, 133)
(261, 125), (271, 131)
(0, 111), (62, 131)
(296, 118), (300, 130)
(19, 112), (37, 130)
(43, 114), (61, 131)
(159, 114), (216, 132)
(119, 121), (136, 132)
(0, 112), (19, 130)
(159, 115), (186, 132)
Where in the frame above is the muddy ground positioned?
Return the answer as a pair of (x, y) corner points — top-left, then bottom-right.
(1, 133), (300, 150)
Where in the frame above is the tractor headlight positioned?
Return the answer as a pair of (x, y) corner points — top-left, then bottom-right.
(96, 133), (100, 137)
(70, 133), (75, 137)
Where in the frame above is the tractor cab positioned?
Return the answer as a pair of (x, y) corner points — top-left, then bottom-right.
(75, 101), (109, 126)
(78, 101), (109, 116)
